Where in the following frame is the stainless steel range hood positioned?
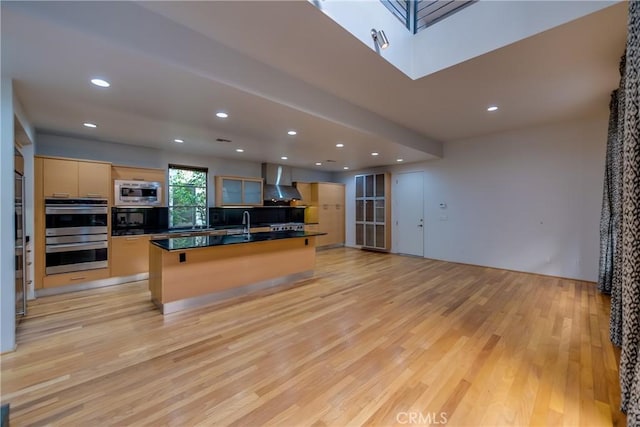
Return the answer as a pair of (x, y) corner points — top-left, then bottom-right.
(261, 163), (302, 202)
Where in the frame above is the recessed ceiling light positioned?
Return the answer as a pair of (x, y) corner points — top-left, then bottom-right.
(343, 166), (349, 170)
(336, 143), (344, 148)
(173, 139), (184, 143)
(287, 130), (297, 136)
(90, 78), (110, 88)
(216, 112), (229, 118)
(281, 156), (288, 160)
(315, 162), (322, 166)
(487, 105), (499, 112)
(236, 148), (244, 153)
(397, 158), (404, 162)
(371, 152), (379, 156)
(83, 122), (97, 128)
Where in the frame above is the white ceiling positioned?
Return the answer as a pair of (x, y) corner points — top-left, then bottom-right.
(1, 1), (627, 172)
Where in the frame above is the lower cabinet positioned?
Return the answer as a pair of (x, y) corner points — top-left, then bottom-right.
(43, 268), (110, 288)
(111, 235), (151, 277)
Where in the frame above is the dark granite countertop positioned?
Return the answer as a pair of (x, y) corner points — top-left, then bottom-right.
(150, 231), (326, 251)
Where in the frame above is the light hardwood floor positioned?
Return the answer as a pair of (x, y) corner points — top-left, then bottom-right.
(1, 248), (625, 426)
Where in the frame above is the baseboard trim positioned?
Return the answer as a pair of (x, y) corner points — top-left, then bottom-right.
(35, 273), (149, 297)
(154, 270), (314, 315)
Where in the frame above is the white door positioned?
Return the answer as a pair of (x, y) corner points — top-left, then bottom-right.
(394, 172), (424, 256)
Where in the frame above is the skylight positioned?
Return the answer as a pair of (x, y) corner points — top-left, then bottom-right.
(380, 0), (477, 33)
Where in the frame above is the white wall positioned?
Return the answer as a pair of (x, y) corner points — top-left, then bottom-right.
(1, 78), (16, 352)
(314, 0), (618, 80)
(312, 0), (414, 76)
(412, 0), (618, 78)
(337, 116), (607, 282)
(36, 132), (335, 204)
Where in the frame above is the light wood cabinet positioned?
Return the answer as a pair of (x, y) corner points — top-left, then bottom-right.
(111, 235), (151, 277)
(35, 156), (112, 289)
(355, 173), (391, 251)
(43, 158), (78, 198)
(304, 224), (319, 233)
(42, 268), (110, 288)
(79, 162), (111, 198)
(300, 182), (345, 247)
(111, 165), (165, 183)
(292, 182), (312, 207)
(214, 176), (263, 206)
(42, 157), (111, 199)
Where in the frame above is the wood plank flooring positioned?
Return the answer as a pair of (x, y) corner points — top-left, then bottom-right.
(1, 248), (626, 426)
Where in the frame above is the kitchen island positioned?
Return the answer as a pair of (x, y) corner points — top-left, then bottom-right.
(148, 231), (324, 313)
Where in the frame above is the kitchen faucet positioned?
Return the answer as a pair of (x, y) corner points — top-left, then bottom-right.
(242, 210), (251, 236)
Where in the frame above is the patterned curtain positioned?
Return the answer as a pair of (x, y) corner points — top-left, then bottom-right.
(600, 30), (627, 346)
(620, 1), (640, 421)
(599, 55), (626, 346)
(599, 89), (620, 294)
(612, 58), (626, 346)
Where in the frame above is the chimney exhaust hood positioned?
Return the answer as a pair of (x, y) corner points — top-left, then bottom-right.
(261, 163), (302, 202)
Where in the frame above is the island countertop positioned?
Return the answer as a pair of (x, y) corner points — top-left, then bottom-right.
(150, 231), (326, 251)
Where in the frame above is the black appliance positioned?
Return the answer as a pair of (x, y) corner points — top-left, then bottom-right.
(111, 207), (169, 235)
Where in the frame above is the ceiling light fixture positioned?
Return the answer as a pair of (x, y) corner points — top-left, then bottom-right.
(397, 158), (404, 162)
(173, 138), (184, 143)
(343, 166), (350, 170)
(216, 112), (229, 118)
(336, 143), (344, 148)
(487, 105), (499, 112)
(236, 148), (244, 153)
(287, 130), (297, 136)
(371, 152), (379, 156)
(371, 29), (389, 49)
(90, 78), (110, 88)
(315, 162), (322, 166)
(281, 156), (288, 160)
(83, 122), (97, 128)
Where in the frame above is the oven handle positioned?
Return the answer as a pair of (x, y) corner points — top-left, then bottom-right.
(45, 207), (108, 214)
(46, 241), (108, 253)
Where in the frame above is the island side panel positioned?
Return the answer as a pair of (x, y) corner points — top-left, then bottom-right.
(157, 236), (316, 304)
(149, 243), (164, 304)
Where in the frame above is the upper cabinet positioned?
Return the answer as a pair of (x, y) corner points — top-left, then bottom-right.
(78, 162), (111, 198)
(42, 157), (111, 199)
(111, 165), (166, 183)
(215, 176), (263, 206)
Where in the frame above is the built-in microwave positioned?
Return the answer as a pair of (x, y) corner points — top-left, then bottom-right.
(114, 180), (162, 206)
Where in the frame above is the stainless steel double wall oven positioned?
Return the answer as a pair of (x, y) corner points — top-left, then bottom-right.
(45, 198), (108, 274)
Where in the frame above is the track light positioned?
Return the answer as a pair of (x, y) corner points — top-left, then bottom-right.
(371, 29), (389, 49)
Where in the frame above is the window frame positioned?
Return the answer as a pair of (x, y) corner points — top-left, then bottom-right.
(167, 164), (208, 229)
